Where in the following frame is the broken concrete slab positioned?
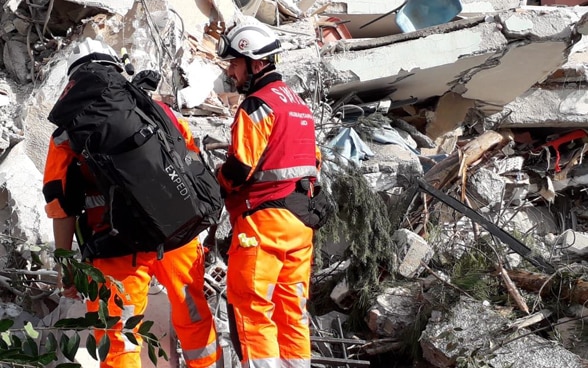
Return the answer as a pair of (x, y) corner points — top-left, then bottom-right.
(498, 87), (588, 128)
(420, 297), (587, 368)
(321, 7), (585, 120)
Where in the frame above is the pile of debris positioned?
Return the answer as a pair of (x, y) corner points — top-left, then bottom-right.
(0, 0), (587, 367)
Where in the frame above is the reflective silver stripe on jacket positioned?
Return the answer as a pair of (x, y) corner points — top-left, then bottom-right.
(252, 166), (317, 182)
(250, 103), (273, 124)
(85, 195), (105, 209)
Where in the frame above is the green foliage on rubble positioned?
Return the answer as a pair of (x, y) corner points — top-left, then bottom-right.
(313, 165), (398, 329)
(0, 249), (166, 367)
(450, 248), (500, 302)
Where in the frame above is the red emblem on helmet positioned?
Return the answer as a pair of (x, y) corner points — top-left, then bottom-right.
(238, 38), (249, 50)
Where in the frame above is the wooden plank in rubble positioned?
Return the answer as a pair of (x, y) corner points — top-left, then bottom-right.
(507, 269), (588, 305)
(424, 129), (514, 190)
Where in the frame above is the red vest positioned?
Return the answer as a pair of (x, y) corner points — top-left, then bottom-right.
(224, 80), (317, 220)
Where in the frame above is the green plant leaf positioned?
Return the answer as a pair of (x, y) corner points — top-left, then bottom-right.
(85, 333), (97, 360)
(0, 319), (14, 333)
(108, 277), (125, 293)
(114, 294), (124, 310)
(84, 266), (106, 283)
(138, 320), (154, 336)
(24, 321), (40, 339)
(124, 315), (144, 330)
(74, 272), (89, 297)
(0, 353), (40, 366)
(45, 333), (58, 353)
(54, 248), (77, 258)
(55, 363), (82, 368)
(67, 332), (81, 362)
(84, 312), (101, 327)
(37, 351), (57, 365)
(0, 347), (20, 359)
(145, 333), (159, 346)
(54, 317), (93, 329)
(98, 334), (110, 362)
(99, 284), (111, 301)
(23, 336), (39, 357)
(59, 334), (69, 360)
(12, 334), (22, 348)
(147, 342), (157, 366)
(123, 332), (139, 346)
(60, 332), (80, 362)
(88, 280), (99, 301)
(1, 331), (12, 346)
(158, 347), (168, 360)
(105, 316), (120, 329)
(98, 300), (109, 324)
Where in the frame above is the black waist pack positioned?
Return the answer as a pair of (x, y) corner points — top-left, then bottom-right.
(284, 184), (333, 229)
(248, 179), (333, 230)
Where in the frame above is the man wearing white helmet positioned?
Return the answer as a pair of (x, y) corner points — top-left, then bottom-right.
(43, 37), (222, 368)
(216, 16), (320, 368)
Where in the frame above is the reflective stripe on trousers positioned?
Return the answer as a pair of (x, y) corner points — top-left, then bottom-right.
(227, 207), (312, 368)
(87, 239), (222, 368)
(242, 358), (311, 368)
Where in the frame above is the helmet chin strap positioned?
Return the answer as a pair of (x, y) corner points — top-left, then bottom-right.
(238, 58), (276, 94)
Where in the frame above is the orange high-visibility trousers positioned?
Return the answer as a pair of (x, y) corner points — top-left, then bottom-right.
(87, 239), (222, 368)
(227, 208), (313, 368)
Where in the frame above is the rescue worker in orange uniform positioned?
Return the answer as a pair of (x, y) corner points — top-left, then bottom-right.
(42, 38), (222, 368)
(215, 17), (320, 367)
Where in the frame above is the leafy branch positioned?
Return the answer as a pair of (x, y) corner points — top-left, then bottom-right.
(0, 248), (167, 367)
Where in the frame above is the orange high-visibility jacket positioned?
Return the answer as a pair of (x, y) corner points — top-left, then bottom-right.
(217, 75), (319, 223)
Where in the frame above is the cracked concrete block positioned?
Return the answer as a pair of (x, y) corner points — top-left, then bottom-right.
(393, 228), (433, 278)
(366, 284), (419, 338)
(467, 167), (506, 210)
(330, 279), (354, 310)
(561, 230), (588, 258)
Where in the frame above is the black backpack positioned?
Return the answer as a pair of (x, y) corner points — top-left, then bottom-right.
(48, 62), (223, 259)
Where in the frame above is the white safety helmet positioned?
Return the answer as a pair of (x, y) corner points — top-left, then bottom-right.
(216, 17), (282, 62)
(67, 37), (123, 77)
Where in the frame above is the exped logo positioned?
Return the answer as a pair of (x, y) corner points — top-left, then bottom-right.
(165, 165), (190, 200)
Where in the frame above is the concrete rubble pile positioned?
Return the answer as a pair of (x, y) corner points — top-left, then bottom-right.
(0, 0), (586, 366)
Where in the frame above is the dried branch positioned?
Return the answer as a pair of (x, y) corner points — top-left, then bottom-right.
(497, 264), (530, 315)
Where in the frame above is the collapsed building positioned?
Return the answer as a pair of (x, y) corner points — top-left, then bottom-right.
(0, 0), (587, 366)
